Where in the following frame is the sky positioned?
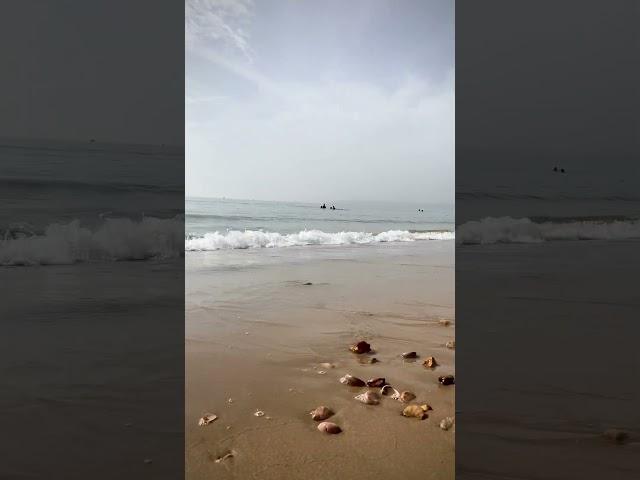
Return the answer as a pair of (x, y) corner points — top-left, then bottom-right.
(0, 2), (184, 146)
(186, 0), (454, 203)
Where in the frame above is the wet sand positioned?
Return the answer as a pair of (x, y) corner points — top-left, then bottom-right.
(186, 240), (455, 479)
(457, 240), (640, 479)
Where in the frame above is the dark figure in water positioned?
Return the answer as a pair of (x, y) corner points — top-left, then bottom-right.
(553, 166), (558, 172)
(321, 204), (326, 209)
(560, 168), (565, 173)
(330, 205), (336, 210)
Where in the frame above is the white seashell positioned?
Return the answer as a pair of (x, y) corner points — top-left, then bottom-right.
(254, 410), (265, 417)
(440, 417), (454, 430)
(354, 390), (380, 405)
(198, 413), (218, 426)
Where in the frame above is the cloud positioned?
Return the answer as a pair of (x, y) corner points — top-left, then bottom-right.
(186, 72), (455, 203)
(185, 0), (254, 62)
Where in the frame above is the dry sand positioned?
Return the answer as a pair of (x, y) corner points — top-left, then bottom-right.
(186, 240), (455, 479)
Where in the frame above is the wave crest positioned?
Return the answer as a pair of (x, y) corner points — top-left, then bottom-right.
(185, 229), (454, 251)
(1, 216), (184, 266)
(457, 216), (640, 245)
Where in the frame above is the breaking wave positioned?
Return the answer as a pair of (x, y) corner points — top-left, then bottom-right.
(0, 216), (184, 266)
(457, 216), (640, 245)
(185, 229), (454, 251)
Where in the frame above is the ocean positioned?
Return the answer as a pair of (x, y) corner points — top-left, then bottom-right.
(457, 159), (640, 245)
(185, 197), (454, 251)
(0, 139), (185, 477)
(0, 139), (184, 265)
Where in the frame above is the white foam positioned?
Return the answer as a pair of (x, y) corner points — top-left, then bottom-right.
(0, 216), (184, 266)
(457, 216), (640, 245)
(185, 229), (454, 251)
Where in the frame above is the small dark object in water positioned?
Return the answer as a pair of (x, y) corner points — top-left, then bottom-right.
(603, 429), (629, 444)
(561, 168), (565, 173)
(303, 282), (313, 285)
(553, 166), (558, 172)
(366, 377), (386, 388)
(340, 374), (366, 387)
(402, 351), (418, 359)
(321, 204), (326, 209)
(438, 375), (455, 386)
(350, 340), (371, 354)
(318, 421), (342, 434)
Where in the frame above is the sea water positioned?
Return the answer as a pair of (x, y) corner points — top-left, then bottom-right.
(186, 197), (454, 251)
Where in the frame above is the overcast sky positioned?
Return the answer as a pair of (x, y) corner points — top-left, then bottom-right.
(0, 2), (183, 146)
(186, 0), (454, 203)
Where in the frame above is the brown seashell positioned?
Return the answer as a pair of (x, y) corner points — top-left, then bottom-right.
(402, 404), (430, 420)
(198, 413), (218, 426)
(354, 391), (380, 405)
(366, 377), (386, 388)
(317, 421), (342, 434)
(423, 356), (438, 368)
(310, 406), (334, 421)
(438, 319), (452, 326)
(438, 375), (455, 385)
(399, 391), (416, 402)
(339, 374), (366, 387)
(445, 340), (456, 349)
(350, 340), (372, 354)
(402, 351), (418, 359)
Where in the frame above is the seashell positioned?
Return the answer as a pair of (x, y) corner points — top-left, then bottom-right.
(254, 410), (265, 417)
(366, 377), (386, 388)
(399, 391), (416, 402)
(357, 356), (379, 364)
(381, 385), (399, 397)
(214, 451), (235, 463)
(350, 340), (372, 354)
(317, 370), (327, 375)
(310, 406), (334, 421)
(402, 351), (418, 359)
(603, 429), (629, 444)
(354, 391), (380, 405)
(198, 413), (218, 426)
(445, 340), (455, 349)
(438, 319), (452, 326)
(402, 404), (431, 420)
(303, 282), (313, 285)
(423, 356), (438, 368)
(339, 374), (366, 387)
(440, 417), (454, 431)
(438, 375), (455, 386)
(317, 421), (342, 434)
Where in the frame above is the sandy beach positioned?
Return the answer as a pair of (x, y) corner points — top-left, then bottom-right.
(186, 239), (455, 479)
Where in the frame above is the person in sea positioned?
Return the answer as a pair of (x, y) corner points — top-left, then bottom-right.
(330, 205), (336, 210)
(321, 203), (326, 209)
